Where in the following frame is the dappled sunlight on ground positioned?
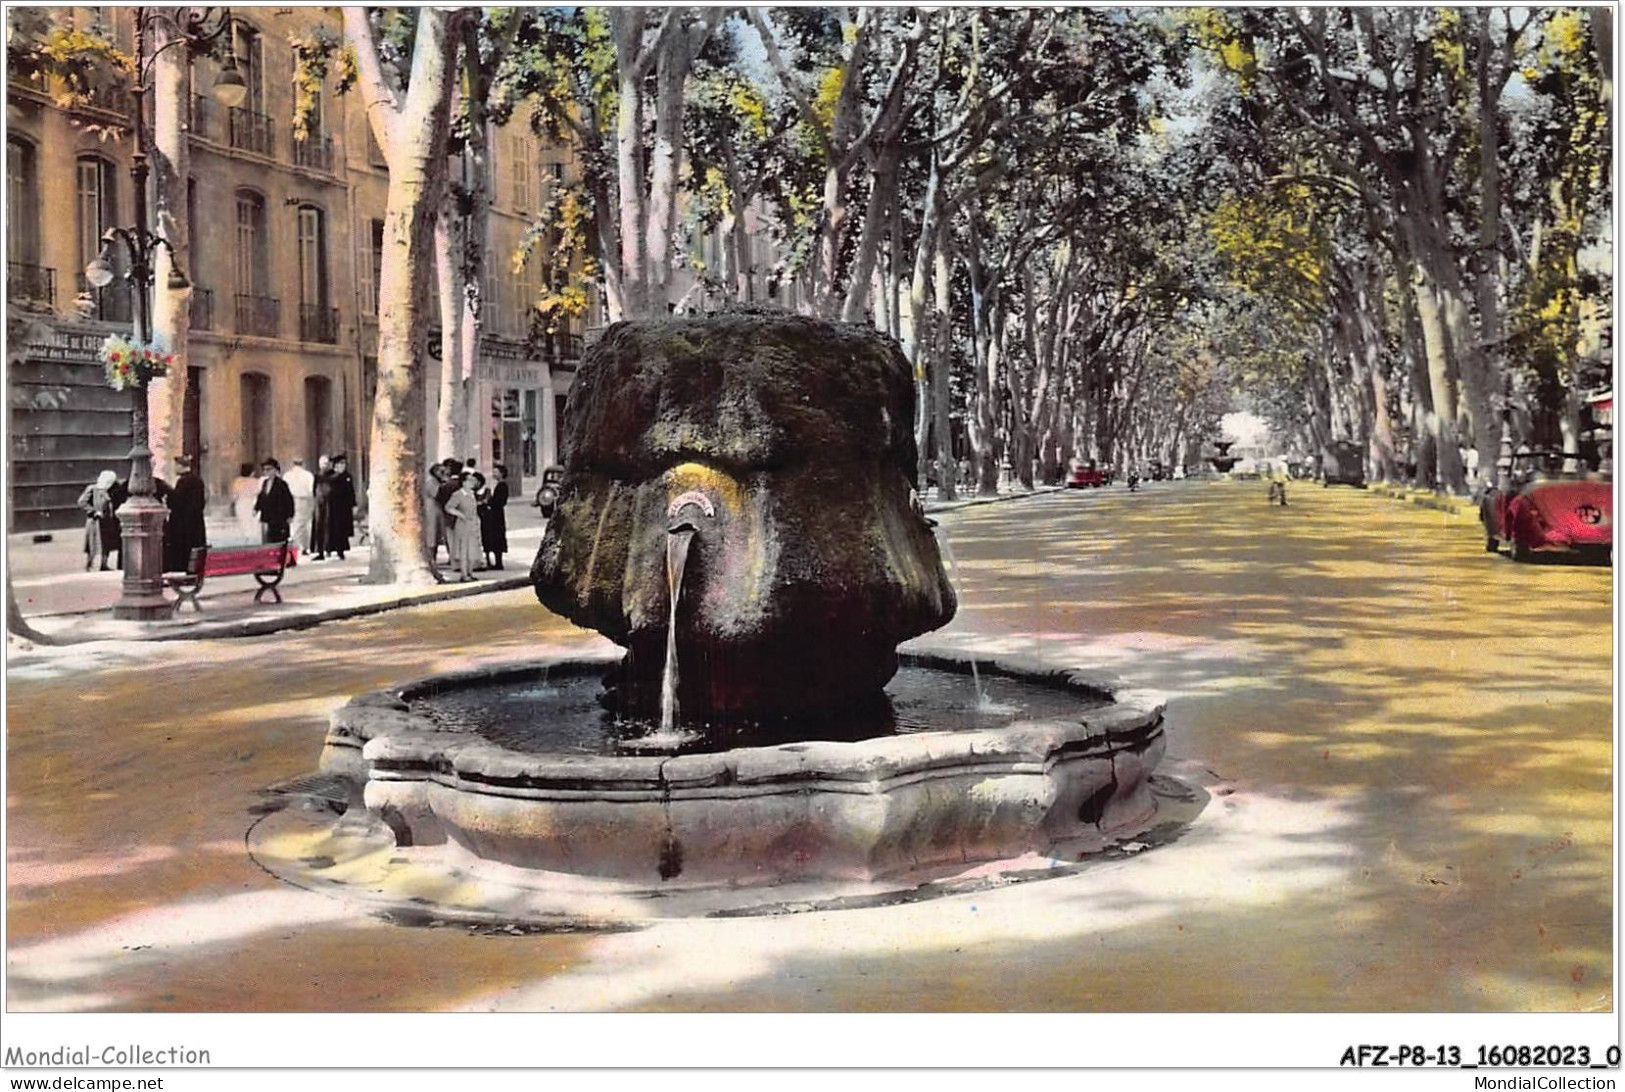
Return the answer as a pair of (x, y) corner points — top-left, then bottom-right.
(468, 784), (1361, 1012)
(5, 482), (1611, 1011)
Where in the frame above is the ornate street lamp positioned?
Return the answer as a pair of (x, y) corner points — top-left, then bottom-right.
(90, 7), (241, 620)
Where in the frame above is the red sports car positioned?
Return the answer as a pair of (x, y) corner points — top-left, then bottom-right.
(1481, 451), (1612, 563)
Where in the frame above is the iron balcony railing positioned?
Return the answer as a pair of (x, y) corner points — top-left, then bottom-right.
(75, 273), (133, 324)
(234, 293), (279, 337)
(538, 331), (584, 362)
(189, 287), (213, 331)
(9, 68), (50, 95)
(227, 107), (274, 157)
(71, 79), (131, 117)
(8, 261), (56, 310)
(299, 302), (340, 344)
(292, 132), (333, 173)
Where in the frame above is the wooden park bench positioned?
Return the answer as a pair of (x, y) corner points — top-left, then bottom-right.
(163, 542), (299, 616)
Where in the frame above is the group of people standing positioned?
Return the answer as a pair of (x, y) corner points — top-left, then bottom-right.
(426, 458), (509, 582)
(77, 457), (208, 573)
(233, 455), (356, 558)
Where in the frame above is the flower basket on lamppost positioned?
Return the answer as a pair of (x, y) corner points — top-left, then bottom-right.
(88, 6), (244, 620)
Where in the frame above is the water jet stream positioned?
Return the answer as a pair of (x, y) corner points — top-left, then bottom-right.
(661, 524), (697, 733)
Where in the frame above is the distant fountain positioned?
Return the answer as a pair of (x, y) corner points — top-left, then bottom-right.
(297, 310), (1170, 898)
(1209, 439), (1240, 474)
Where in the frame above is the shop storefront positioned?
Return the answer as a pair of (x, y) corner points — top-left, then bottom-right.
(467, 336), (576, 496)
(9, 321), (133, 532)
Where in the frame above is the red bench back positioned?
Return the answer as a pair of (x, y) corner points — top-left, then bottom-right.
(201, 544), (298, 577)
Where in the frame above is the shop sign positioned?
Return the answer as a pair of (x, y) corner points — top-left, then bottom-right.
(476, 361), (545, 386)
(28, 328), (105, 364)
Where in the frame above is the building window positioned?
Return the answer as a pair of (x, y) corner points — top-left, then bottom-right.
(297, 205), (336, 343)
(360, 218), (383, 317)
(234, 190), (267, 296)
(75, 154), (126, 318)
(510, 134), (531, 213)
(8, 137), (50, 309)
(76, 155), (117, 273)
(234, 22), (264, 115)
(297, 206), (328, 307)
(8, 137), (40, 265)
(516, 254), (542, 337)
(234, 190), (276, 336)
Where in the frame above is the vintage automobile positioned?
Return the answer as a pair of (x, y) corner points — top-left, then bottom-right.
(1148, 460), (1168, 481)
(533, 465), (565, 518)
(1480, 449), (1612, 563)
(1066, 460), (1108, 488)
(1321, 440), (1367, 488)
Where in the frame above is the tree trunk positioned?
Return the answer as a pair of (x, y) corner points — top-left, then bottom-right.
(147, 20), (189, 483)
(1399, 269), (1439, 489)
(1472, 11), (1507, 489)
(1408, 250), (1467, 493)
(904, 157), (944, 482)
(931, 237), (955, 501)
(645, 23), (708, 314)
(344, 6), (465, 585)
(610, 10), (651, 317)
(458, 68), (492, 467)
(434, 198), (464, 464)
(841, 148), (900, 323)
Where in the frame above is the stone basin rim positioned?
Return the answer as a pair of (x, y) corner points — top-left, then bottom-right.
(322, 642), (1167, 798)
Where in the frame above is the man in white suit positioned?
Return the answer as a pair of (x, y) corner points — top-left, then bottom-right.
(285, 457), (316, 552)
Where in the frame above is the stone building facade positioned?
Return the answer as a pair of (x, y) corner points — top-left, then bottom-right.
(7, 7), (588, 532)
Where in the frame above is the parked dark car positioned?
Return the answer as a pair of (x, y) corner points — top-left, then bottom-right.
(1321, 441), (1367, 488)
(1148, 460), (1168, 481)
(533, 465), (564, 518)
(1481, 449), (1612, 563)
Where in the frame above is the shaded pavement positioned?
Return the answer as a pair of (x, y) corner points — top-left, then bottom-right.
(4, 479), (1612, 1013)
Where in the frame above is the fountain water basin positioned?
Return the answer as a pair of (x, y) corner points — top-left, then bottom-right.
(318, 644), (1166, 888)
(293, 312), (1172, 902)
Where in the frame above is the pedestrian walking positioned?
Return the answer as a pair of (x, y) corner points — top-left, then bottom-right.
(425, 463), (449, 564)
(254, 459), (295, 543)
(230, 462), (261, 543)
(285, 457), (316, 553)
(77, 469), (120, 571)
(311, 455), (332, 560)
(323, 454), (356, 560)
(164, 457), (208, 571)
(444, 471), (482, 582)
(1266, 462), (1289, 507)
(481, 464), (510, 570)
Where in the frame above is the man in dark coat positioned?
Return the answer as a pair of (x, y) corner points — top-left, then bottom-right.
(164, 457), (208, 571)
(311, 454), (333, 560)
(324, 453), (357, 560)
(254, 458), (295, 543)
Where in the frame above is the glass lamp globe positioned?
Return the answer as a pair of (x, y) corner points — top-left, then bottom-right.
(213, 64), (247, 109)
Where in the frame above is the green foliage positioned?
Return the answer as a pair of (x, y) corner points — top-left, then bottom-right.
(6, 11), (134, 115)
(288, 28), (340, 141)
(516, 184), (597, 335)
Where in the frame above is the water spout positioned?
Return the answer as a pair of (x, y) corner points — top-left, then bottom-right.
(661, 521), (697, 733)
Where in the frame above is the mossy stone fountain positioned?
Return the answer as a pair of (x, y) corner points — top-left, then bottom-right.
(315, 311), (1167, 889)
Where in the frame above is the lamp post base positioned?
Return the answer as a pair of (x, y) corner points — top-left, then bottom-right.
(112, 495), (170, 621)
